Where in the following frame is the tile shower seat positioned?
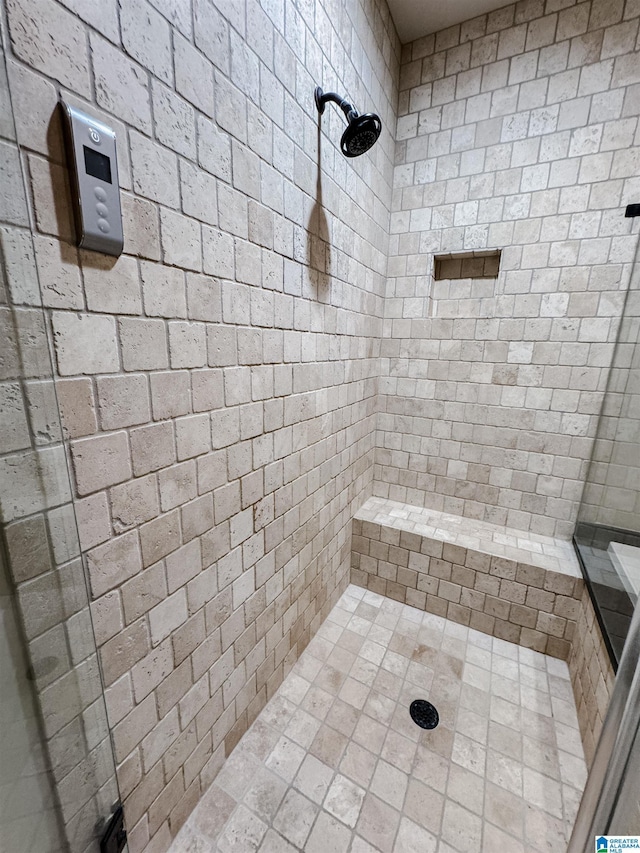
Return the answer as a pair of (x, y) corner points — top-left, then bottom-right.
(351, 498), (584, 659)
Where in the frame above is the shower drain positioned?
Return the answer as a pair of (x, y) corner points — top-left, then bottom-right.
(410, 699), (439, 730)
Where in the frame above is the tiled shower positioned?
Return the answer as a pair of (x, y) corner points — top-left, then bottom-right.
(0, 0), (639, 851)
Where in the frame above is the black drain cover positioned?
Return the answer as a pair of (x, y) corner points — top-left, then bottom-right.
(410, 699), (439, 730)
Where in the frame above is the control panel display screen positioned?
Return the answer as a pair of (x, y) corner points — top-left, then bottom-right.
(83, 146), (112, 184)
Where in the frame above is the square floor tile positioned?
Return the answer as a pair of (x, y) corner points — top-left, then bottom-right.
(440, 800), (483, 853)
(243, 767), (287, 823)
(338, 628), (365, 655)
(486, 749), (523, 795)
(370, 759), (408, 810)
(217, 805), (267, 853)
(170, 587), (586, 853)
(484, 781), (525, 838)
(272, 788), (317, 848)
(339, 741), (377, 788)
(412, 745), (450, 794)
(301, 685), (334, 721)
(265, 736), (306, 782)
(215, 748), (263, 801)
(315, 664), (348, 696)
(240, 719), (281, 761)
(456, 706), (489, 745)
(325, 697), (360, 737)
(279, 673), (311, 705)
(310, 724), (348, 767)
(482, 821), (524, 853)
(403, 778), (444, 835)
(523, 734), (560, 778)
(353, 714), (387, 753)
(324, 773), (366, 828)
(363, 690), (396, 725)
(524, 802), (567, 850)
(381, 729), (417, 772)
(523, 767), (563, 819)
(293, 753), (334, 805)
(452, 732), (487, 776)
(395, 816), (438, 853)
(285, 707), (322, 748)
(488, 720), (522, 761)
(355, 793), (400, 853)
(256, 828), (296, 853)
(191, 785), (236, 842)
(305, 811), (352, 853)
(446, 763), (485, 816)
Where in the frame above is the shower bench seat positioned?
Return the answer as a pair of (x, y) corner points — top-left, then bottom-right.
(351, 496), (584, 660)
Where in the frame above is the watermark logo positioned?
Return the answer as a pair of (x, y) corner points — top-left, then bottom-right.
(596, 838), (640, 851)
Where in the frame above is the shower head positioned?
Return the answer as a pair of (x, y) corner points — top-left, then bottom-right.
(340, 113), (382, 157)
(314, 86), (382, 158)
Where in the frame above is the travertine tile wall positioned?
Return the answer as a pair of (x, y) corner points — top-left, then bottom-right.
(0, 43), (120, 853)
(569, 586), (615, 765)
(378, 0), (640, 539)
(0, 0), (399, 851)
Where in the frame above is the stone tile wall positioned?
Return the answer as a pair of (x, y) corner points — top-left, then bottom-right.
(568, 586), (616, 765)
(0, 0), (399, 851)
(377, 0), (640, 539)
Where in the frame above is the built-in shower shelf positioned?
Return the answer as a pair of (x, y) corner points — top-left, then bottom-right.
(433, 249), (501, 281)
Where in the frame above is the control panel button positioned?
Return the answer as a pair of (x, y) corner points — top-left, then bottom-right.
(94, 187), (107, 202)
(97, 218), (111, 233)
(89, 127), (101, 145)
(96, 202), (109, 217)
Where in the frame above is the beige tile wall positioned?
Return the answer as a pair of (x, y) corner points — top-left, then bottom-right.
(569, 586), (616, 766)
(0, 0), (400, 850)
(378, 0), (640, 539)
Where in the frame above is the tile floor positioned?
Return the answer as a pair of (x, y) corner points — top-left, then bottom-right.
(170, 585), (587, 853)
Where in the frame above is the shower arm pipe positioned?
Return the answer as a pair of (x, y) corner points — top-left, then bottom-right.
(315, 88), (358, 123)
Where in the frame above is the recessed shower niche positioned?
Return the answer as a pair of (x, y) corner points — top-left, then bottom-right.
(433, 250), (502, 281)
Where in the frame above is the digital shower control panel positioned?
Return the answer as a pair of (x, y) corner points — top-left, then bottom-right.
(61, 102), (123, 257)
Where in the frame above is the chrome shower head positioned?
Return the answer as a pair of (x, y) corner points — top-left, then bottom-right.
(314, 86), (382, 158)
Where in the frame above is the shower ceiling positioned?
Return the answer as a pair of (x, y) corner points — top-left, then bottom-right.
(388, 0), (515, 42)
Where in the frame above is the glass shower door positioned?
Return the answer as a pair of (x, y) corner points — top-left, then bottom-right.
(609, 714), (640, 835)
(568, 591), (640, 850)
(569, 222), (640, 849)
(0, 549), (66, 852)
(573, 228), (640, 666)
(0, 27), (123, 853)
